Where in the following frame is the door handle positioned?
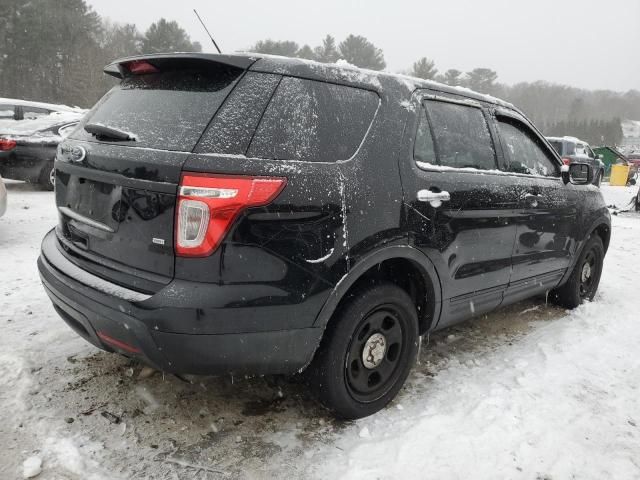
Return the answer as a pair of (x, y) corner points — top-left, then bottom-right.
(523, 193), (541, 207)
(417, 189), (450, 208)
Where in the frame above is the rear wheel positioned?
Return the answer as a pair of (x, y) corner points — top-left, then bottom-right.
(551, 235), (604, 309)
(38, 160), (55, 191)
(307, 283), (419, 419)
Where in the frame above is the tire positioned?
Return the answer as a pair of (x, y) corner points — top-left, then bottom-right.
(307, 283), (419, 419)
(550, 235), (604, 309)
(38, 160), (55, 191)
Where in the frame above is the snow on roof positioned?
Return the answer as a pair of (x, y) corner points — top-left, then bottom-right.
(0, 97), (85, 113)
(242, 52), (516, 109)
(545, 135), (588, 145)
(0, 110), (84, 137)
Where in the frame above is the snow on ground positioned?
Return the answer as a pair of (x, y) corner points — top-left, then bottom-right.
(0, 182), (639, 479)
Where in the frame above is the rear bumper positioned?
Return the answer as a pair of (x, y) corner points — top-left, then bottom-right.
(38, 229), (324, 375)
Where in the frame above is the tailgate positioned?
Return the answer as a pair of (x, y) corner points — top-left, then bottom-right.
(55, 143), (187, 289)
(54, 56), (246, 292)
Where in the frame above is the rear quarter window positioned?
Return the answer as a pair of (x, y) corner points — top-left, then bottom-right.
(247, 77), (379, 162)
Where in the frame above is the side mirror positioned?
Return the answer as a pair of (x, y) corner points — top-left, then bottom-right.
(597, 154), (604, 160)
(562, 162), (592, 185)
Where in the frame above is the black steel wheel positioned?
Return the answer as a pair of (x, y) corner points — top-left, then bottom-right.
(307, 283), (419, 419)
(551, 235), (604, 309)
(345, 306), (407, 403)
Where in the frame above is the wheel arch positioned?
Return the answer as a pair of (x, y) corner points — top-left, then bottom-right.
(313, 245), (443, 335)
(559, 215), (611, 286)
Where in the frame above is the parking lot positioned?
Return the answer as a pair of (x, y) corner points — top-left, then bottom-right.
(1, 182), (639, 479)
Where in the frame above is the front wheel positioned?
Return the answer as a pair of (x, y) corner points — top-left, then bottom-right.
(307, 283), (419, 419)
(551, 235), (604, 309)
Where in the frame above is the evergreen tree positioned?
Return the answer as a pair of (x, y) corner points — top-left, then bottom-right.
(410, 57), (438, 80)
(314, 35), (339, 63)
(250, 39), (299, 57)
(442, 69), (464, 86)
(338, 35), (386, 70)
(465, 68), (498, 93)
(296, 45), (316, 60)
(141, 18), (201, 54)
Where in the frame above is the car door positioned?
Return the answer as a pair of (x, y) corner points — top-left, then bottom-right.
(493, 111), (580, 303)
(400, 95), (520, 327)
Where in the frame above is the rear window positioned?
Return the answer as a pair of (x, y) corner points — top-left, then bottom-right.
(71, 64), (242, 151)
(22, 106), (51, 119)
(423, 100), (497, 170)
(246, 77), (379, 162)
(0, 105), (15, 120)
(548, 140), (563, 155)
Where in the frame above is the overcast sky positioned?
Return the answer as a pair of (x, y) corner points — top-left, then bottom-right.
(87, 0), (640, 91)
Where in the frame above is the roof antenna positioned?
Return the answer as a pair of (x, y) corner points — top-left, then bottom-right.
(193, 9), (222, 54)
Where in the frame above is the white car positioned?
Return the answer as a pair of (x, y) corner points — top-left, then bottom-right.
(0, 174), (6, 218)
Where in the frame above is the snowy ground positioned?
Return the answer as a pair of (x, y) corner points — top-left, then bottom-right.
(1, 182), (639, 479)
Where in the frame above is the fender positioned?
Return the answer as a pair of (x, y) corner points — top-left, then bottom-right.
(312, 244), (443, 329)
(559, 212), (611, 286)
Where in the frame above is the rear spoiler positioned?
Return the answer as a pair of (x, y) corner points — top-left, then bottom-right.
(104, 53), (260, 79)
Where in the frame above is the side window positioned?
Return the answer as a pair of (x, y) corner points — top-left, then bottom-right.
(22, 106), (51, 119)
(0, 104), (16, 120)
(248, 77), (379, 162)
(413, 106), (436, 164)
(196, 72), (281, 155)
(497, 118), (559, 177)
(424, 100), (497, 170)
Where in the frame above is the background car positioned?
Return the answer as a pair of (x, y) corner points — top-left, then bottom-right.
(0, 173), (6, 218)
(546, 136), (605, 186)
(627, 152), (640, 169)
(0, 98), (84, 190)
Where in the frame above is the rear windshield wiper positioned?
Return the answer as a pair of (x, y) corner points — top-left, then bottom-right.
(84, 123), (136, 141)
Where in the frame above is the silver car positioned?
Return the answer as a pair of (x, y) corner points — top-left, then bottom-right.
(0, 174), (6, 217)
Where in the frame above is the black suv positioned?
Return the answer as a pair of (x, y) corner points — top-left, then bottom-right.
(38, 53), (610, 419)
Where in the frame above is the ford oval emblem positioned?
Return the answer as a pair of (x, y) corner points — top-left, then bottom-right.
(70, 146), (86, 163)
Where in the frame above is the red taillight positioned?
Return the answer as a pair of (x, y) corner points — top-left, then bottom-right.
(562, 158), (572, 165)
(0, 138), (17, 151)
(124, 60), (159, 75)
(176, 173), (287, 257)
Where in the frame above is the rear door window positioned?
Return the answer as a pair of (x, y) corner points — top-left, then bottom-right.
(548, 140), (563, 155)
(247, 77), (379, 162)
(497, 118), (560, 177)
(71, 64), (242, 151)
(422, 100), (497, 170)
